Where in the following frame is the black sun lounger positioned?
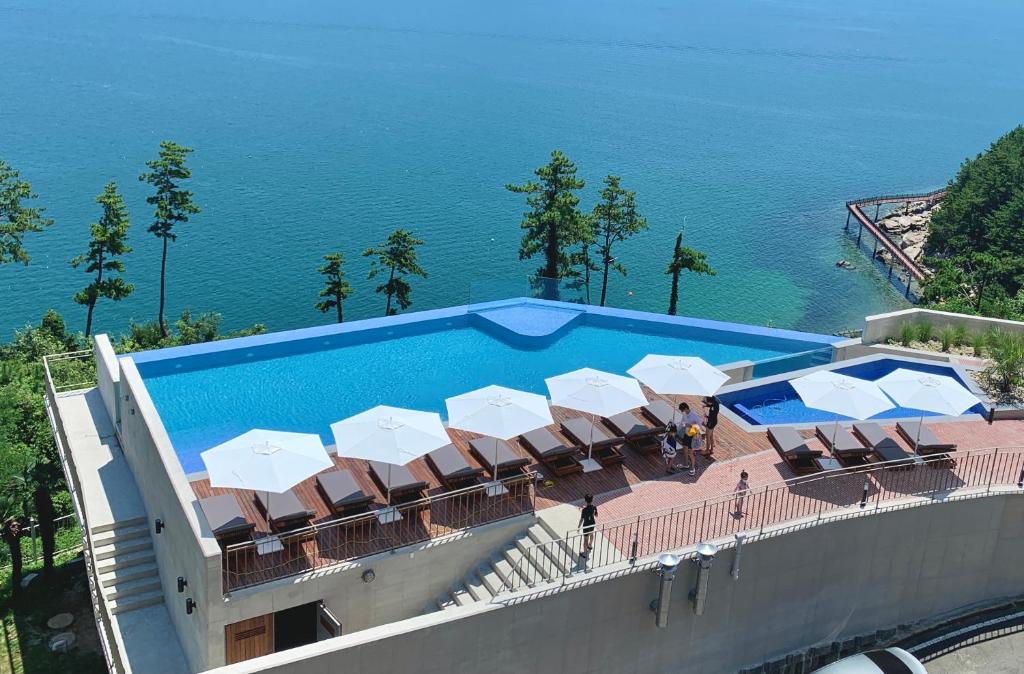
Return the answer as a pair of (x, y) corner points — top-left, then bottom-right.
(641, 399), (674, 428)
(896, 421), (957, 455)
(604, 411), (661, 454)
(368, 461), (429, 504)
(851, 423), (917, 468)
(561, 417), (625, 467)
(768, 426), (822, 475)
(467, 437), (531, 479)
(316, 469), (375, 517)
(199, 494), (254, 547)
(815, 423), (871, 466)
(519, 428), (583, 477)
(426, 443), (485, 490)
(254, 489), (316, 534)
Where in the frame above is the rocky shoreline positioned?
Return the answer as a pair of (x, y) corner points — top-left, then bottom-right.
(873, 199), (941, 267)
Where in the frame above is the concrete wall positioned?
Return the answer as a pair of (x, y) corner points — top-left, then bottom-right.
(220, 514), (534, 643)
(207, 492), (1024, 674)
(863, 308), (1024, 344)
(118, 359), (224, 673)
(93, 334), (120, 430)
(718, 359), (754, 384)
(832, 337), (953, 363)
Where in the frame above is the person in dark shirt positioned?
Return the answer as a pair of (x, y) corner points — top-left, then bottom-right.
(702, 396), (720, 458)
(578, 493), (598, 558)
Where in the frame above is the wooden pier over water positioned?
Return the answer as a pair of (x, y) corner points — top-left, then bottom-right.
(844, 189), (945, 300)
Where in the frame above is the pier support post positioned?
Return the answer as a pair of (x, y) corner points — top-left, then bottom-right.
(887, 261), (894, 280)
(856, 223), (863, 245)
(872, 238), (878, 256)
(874, 203), (880, 222)
(905, 279), (912, 299)
(845, 210), (851, 231)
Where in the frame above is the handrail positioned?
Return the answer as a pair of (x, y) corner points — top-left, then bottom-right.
(846, 189), (947, 208)
(223, 471), (538, 591)
(506, 445), (1024, 593)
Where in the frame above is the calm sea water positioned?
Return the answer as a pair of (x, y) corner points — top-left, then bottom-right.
(2, 0), (1023, 339)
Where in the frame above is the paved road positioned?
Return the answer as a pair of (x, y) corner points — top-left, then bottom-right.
(925, 628), (1024, 673)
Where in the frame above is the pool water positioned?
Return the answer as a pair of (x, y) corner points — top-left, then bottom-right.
(137, 317), (828, 473)
(721, 358), (987, 426)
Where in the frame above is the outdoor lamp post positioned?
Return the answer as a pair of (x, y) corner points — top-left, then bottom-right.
(690, 542), (719, 616)
(650, 553), (681, 629)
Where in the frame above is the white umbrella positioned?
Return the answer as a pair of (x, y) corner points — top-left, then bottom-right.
(876, 368), (981, 446)
(201, 429), (332, 530)
(445, 385), (553, 494)
(545, 367), (648, 472)
(790, 370), (895, 446)
(627, 355), (729, 398)
(331, 405), (450, 522)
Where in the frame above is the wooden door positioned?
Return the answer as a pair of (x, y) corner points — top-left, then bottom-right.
(225, 614), (274, 665)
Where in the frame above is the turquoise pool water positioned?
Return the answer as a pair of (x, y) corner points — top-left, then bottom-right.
(138, 318), (826, 473)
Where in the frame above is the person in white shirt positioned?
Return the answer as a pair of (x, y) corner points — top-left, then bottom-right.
(675, 402), (703, 476)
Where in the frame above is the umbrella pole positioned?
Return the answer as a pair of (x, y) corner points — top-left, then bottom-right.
(386, 464), (393, 507)
(917, 411), (924, 450)
(588, 414), (595, 462)
(832, 416), (839, 449)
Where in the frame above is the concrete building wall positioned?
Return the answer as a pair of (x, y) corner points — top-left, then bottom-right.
(863, 308), (1024, 344)
(208, 493), (1024, 674)
(93, 334), (120, 428)
(119, 359), (224, 673)
(831, 337), (953, 363)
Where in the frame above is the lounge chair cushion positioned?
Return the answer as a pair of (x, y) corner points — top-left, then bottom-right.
(768, 427), (820, 457)
(561, 417), (616, 447)
(254, 490), (314, 523)
(368, 461), (429, 494)
(642, 400), (674, 427)
(815, 424), (866, 455)
(520, 428), (575, 458)
(427, 444), (483, 481)
(468, 437), (530, 471)
(317, 470), (373, 510)
(897, 421), (956, 452)
(199, 494), (253, 538)
(605, 411), (654, 438)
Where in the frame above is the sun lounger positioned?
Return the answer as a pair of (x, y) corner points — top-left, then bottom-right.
(768, 426), (822, 475)
(368, 461), (429, 504)
(199, 494), (254, 547)
(253, 489), (315, 533)
(468, 437), (531, 478)
(519, 428), (583, 477)
(316, 469), (375, 517)
(561, 417), (625, 467)
(426, 443), (485, 490)
(851, 423), (917, 468)
(604, 411), (661, 454)
(815, 423), (870, 466)
(641, 399), (674, 428)
(896, 421), (957, 455)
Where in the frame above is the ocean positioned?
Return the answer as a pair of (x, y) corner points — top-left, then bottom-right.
(2, 0), (1022, 340)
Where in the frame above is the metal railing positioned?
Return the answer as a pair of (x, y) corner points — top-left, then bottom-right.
(42, 349), (96, 393)
(223, 472), (538, 591)
(846, 188), (947, 208)
(506, 446), (1024, 592)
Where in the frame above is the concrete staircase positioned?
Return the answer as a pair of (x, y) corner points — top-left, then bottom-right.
(91, 517), (164, 615)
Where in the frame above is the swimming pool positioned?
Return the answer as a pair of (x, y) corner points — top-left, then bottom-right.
(131, 299), (838, 473)
(719, 355), (988, 427)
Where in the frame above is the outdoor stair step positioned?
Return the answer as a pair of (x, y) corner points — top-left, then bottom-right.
(94, 539), (152, 561)
(105, 576), (162, 601)
(93, 523), (150, 547)
(450, 583), (474, 607)
(491, 550), (526, 592)
(109, 588), (164, 615)
(464, 573), (493, 603)
(535, 518), (578, 568)
(99, 562), (159, 588)
(90, 516), (146, 535)
(96, 549), (156, 574)
(477, 564), (506, 597)
(502, 543), (540, 588)
(436, 595), (458, 611)
(527, 524), (573, 575)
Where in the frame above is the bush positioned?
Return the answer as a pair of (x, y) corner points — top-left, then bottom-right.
(938, 326), (956, 352)
(986, 332), (1024, 394)
(970, 331), (988, 357)
(914, 321), (934, 343)
(896, 323), (916, 347)
(951, 324), (968, 347)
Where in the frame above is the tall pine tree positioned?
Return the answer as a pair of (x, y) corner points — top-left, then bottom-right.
(71, 183), (133, 338)
(666, 231), (714, 316)
(363, 230), (427, 316)
(592, 176), (648, 306)
(315, 252), (353, 323)
(0, 159), (52, 266)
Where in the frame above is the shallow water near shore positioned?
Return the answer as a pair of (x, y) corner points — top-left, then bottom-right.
(2, 0), (1023, 338)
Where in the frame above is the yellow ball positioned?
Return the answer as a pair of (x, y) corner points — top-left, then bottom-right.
(687, 425), (699, 437)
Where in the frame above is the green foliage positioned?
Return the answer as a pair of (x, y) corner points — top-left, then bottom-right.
(116, 310), (266, 352)
(913, 321), (934, 343)
(0, 159), (53, 266)
(923, 126), (1024, 316)
(951, 323), (968, 347)
(970, 331), (988, 357)
(70, 183), (133, 337)
(666, 231), (715, 315)
(985, 331), (1024, 394)
(315, 252), (352, 323)
(363, 230), (426, 316)
(507, 151), (589, 283)
(938, 325), (956, 352)
(139, 141), (201, 336)
(591, 175), (648, 306)
(896, 322), (916, 347)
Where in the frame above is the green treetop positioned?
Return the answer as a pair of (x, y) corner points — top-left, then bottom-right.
(666, 231), (715, 316)
(363, 229), (427, 316)
(71, 183), (133, 338)
(0, 159), (53, 266)
(315, 252), (353, 323)
(592, 175), (648, 306)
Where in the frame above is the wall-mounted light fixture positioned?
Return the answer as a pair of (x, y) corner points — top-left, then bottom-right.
(649, 553), (680, 629)
(177, 577), (188, 593)
(155, 519), (165, 534)
(186, 598), (196, 615)
(689, 542), (718, 616)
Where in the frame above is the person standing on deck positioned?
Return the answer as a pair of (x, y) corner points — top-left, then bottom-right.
(734, 470), (750, 518)
(677, 402), (703, 476)
(660, 423), (680, 474)
(578, 493), (598, 558)
(702, 396), (720, 458)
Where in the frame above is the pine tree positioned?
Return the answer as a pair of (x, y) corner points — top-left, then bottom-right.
(315, 252), (353, 323)
(0, 159), (52, 266)
(666, 231), (714, 316)
(139, 141), (201, 337)
(592, 176), (648, 306)
(70, 183), (133, 337)
(363, 230), (427, 316)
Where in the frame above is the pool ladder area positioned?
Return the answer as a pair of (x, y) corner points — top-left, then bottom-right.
(752, 397), (789, 418)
